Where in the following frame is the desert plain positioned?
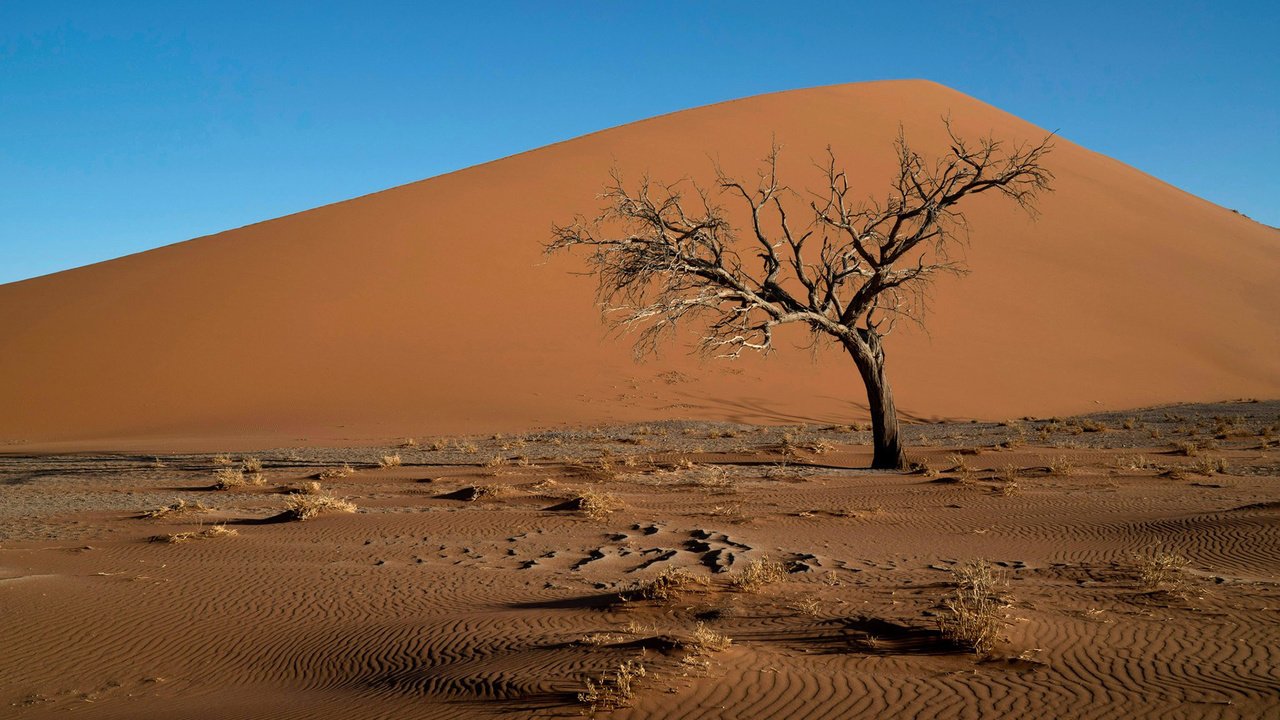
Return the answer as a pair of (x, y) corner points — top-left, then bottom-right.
(1, 81), (1278, 718)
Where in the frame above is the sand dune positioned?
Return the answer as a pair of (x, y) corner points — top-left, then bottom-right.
(1, 80), (1276, 450)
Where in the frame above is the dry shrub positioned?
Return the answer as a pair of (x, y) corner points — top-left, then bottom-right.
(212, 454), (234, 467)
(578, 660), (645, 713)
(317, 463), (355, 480)
(241, 456), (263, 473)
(213, 468), (250, 490)
(459, 484), (509, 502)
(284, 494), (357, 521)
(937, 559), (1007, 654)
(457, 440), (479, 454)
(682, 622), (731, 654)
(1079, 419), (1106, 432)
(483, 455), (508, 469)
(143, 498), (210, 519)
(286, 481), (323, 495)
(400, 437), (419, 448)
(1046, 456), (1073, 476)
(729, 557), (787, 592)
(691, 465), (735, 490)
(378, 453), (402, 468)
(624, 567), (703, 602)
(1135, 546), (1190, 590)
(947, 454), (972, 473)
(907, 459), (937, 477)
(571, 489), (623, 520)
(151, 524), (237, 543)
(1171, 440), (1199, 457)
(1189, 456), (1228, 475)
(1115, 454), (1158, 471)
(993, 479), (1020, 497)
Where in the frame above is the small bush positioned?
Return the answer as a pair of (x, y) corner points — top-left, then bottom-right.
(378, 453), (402, 468)
(1046, 456), (1073, 476)
(571, 489), (623, 520)
(241, 457), (263, 473)
(578, 660), (645, 713)
(729, 557), (786, 592)
(283, 494), (357, 521)
(213, 468), (247, 490)
(937, 559), (1006, 654)
(624, 567), (703, 602)
(143, 498), (210, 519)
(682, 622), (731, 654)
(151, 524), (237, 543)
(317, 463), (355, 480)
(1135, 546), (1189, 590)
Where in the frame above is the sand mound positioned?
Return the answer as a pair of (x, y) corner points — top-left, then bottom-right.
(1, 80), (1276, 450)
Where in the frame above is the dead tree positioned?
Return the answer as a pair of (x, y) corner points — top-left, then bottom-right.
(548, 123), (1053, 469)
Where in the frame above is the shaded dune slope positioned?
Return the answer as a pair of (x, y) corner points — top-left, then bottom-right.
(1, 80), (1276, 449)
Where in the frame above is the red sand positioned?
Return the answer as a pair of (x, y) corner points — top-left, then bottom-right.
(1, 80), (1276, 451)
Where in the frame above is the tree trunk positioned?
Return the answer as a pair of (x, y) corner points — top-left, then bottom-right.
(845, 330), (907, 470)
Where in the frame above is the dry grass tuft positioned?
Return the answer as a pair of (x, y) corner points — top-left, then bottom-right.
(1134, 546), (1190, 591)
(142, 498), (210, 519)
(400, 437), (419, 448)
(682, 622), (732, 654)
(212, 454), (234, 467)
(241, 456), (263, 473)
(623, 567), (704, 602)
(317, 463), (355, 481)
(151, 524), (237, 543)
(1189, 456), (1228, 475)
(729, 556), (787, 592)
(570, 489), (623, 520)
(1170, 440), (1200, 457)
(1046, 456), (1074, 476)
(937, 559), (1007, 654)
(286, 481), (323, 495)
(578, 660), (645, 713)
(283, 494), (357, 521)
(212, 468), (255, 490)
(378, 453), (402, 468)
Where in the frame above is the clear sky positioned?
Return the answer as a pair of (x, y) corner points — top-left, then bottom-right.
(2, 1), (1276, 285)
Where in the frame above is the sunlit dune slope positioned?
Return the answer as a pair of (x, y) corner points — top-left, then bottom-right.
(2, 80), (1276, 449)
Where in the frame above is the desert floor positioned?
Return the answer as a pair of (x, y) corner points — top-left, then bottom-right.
(2, 400), (1278, 719)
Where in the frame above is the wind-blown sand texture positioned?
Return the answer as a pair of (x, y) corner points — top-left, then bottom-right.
(2, 402), (1278, 718)
(1, 80), (1277, 451)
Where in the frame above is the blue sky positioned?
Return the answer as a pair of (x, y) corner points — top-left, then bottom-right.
(2, 1), (1276, 284)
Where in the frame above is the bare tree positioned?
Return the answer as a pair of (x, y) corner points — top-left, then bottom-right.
(548, 123), (1053, 469)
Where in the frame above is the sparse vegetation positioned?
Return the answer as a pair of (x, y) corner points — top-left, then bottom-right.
(317, 463), (355, 480)
(1046, 456), (1073, 476)
(213, 468), (249, 490)
(578, 660), (645, 713)
(1134, 546), (1190, 591)
(151, 524), (237, 543)
(729, 557), (786, 591)
(937, 559), (1007, 654)
(378, 453), (402, 468)
(623, 567), (703, 602)
(241, 456), (263, 473)
(142, 498), (210, 519)
(682, 622), (731, 654)
(570, 489), (623, 520)
(283, 494), (357, 521)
